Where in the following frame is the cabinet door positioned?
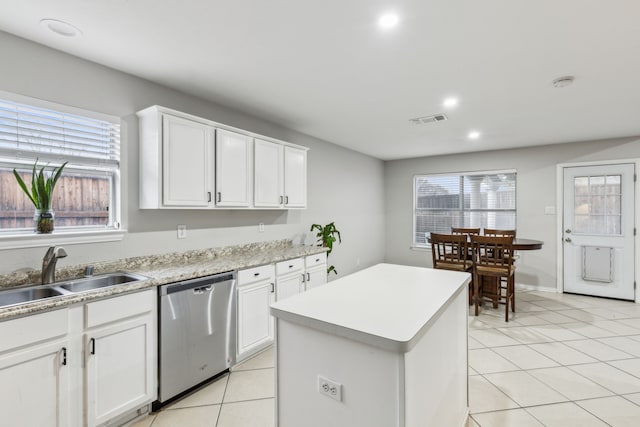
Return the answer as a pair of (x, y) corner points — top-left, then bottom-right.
(0, 340), (70, 427)
(216, 129), (252, 207)
(162, 114), (213, 207)
(305, 265), (327, 290)
(237, 280), (275, 360)
(284, 147), (307, 208)
(276, 273), (304, 301)
(86, 316), (154, 427)
(254, 139), (284, 208)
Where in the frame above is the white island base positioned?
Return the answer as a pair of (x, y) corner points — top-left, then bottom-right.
(270, 264), (470, 427)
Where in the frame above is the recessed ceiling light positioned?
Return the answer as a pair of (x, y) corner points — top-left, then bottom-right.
(468, 131), (481, 140)
(443, 97), (458, 108)
(40, 18), (82, 38)
(378, 13), (399, 30)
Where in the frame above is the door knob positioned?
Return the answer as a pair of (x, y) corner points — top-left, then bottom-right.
(565, 237), (572, 242)
(565, 229), (572, 233)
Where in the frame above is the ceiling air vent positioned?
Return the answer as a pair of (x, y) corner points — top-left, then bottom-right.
(409, 114), (448, 125)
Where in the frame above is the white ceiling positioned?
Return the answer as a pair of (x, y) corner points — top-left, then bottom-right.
(1, 0), (639, 160)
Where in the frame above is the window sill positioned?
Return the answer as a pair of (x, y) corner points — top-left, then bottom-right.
(0, 229), (126, 250)
(410, 245), (431, 251)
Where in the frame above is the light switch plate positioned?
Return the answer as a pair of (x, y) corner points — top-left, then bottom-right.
(544, 206), (556, 215)
(177, 224), (187, 239)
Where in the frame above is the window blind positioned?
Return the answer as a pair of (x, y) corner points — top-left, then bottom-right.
(0, 99), (120, 167)
(414, 171), (517, 245)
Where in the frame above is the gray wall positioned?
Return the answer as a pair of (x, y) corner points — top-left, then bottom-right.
(385, 137), (640, 290)
(0, 32), (385, 277)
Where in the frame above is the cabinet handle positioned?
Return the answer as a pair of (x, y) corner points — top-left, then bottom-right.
(89, 338), (95, 355)
(279, 195), (283, 204)
(254, 272), (260, 277)
(61, 347), (67, 366)
(207, 192), (212, 202)
(307, 272), (311, 282)
(270, 283), (275, 293)
(285, 195), (289, 204)
(217, 192), (222, 202)
(302, 273), (306, 283)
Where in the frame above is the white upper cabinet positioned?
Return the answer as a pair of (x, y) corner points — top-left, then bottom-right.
(284, 147), (307, 208)
(162, 115), (214, 207)
(254, 139), (284, 208)
(255, 141), (308, 209)
(138, 106), (308, 210)
(216, 129), (252, 207)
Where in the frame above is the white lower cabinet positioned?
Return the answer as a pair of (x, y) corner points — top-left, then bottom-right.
(303, 253), (328, 290)
(275, 258), (304, 301)
(0, 338), (70, 426)
(0, 290), (156, 427)
(236, 255), (326, 362)
(237, 264), (275, 361)
(0, 309), (70, 427)
(276, 274), (304, 300)
(84, 290), (156, 427)
(305, 265), (327, 290)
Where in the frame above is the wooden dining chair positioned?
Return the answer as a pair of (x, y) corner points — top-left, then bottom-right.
(482, 229), (517, 296)
(470, 235), (516, 321)
(430, 233), (474, 305)
(451, 227), (479, 261)
(483, 228), (516, 237)
(451, 227), (481, 238)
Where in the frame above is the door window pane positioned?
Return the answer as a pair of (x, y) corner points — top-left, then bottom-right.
(573, 175), (622, 236)
(574, 177), (589, 196)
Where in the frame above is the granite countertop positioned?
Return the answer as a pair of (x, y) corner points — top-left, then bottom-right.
(0, 239), (328, 321)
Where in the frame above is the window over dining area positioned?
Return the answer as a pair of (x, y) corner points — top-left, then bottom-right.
(413, 170), (517, 247)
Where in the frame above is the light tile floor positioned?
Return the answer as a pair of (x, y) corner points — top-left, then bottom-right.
(130, 347), (275, 427)
(129, 290), (640, 426)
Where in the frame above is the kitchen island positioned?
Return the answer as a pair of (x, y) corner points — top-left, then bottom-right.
(270, 263), (470, 427)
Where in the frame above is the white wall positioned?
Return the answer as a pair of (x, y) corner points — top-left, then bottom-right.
(385, 137), (640, 290)
(0, 31), (385, 278)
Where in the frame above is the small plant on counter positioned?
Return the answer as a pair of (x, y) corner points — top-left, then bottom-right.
(13, 159), (67, 233)
(310, 222), (341, 275)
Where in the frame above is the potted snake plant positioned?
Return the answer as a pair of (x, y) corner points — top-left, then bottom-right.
(13, 159), (67, 233)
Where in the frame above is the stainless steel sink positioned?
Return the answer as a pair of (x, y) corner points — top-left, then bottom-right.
(0, 272), (149, 309)
(56, 272), (149, 293)
(0, 286), (65, 308)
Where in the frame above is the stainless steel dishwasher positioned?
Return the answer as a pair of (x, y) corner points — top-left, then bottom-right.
(157, 271), (236, 405)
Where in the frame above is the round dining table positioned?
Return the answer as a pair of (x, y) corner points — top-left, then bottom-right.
(512, 238), (543, 251)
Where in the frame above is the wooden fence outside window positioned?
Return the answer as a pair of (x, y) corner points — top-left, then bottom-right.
(0, 170), (110, 230)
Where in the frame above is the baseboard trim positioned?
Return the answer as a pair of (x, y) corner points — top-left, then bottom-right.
(515, 283), (558, 293)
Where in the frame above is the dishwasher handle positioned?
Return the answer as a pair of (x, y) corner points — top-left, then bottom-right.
(161, 272), (235, 295)
(193, 285), (213, 294)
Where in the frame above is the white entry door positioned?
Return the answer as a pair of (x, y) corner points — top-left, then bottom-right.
(563, 164), (635, 300)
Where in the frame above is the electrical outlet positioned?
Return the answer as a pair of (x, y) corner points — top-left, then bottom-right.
(318, 375), (342, 402)
(259, 223), (265, 232)
(177, 224), (187, 239)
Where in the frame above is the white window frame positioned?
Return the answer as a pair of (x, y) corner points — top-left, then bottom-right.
(412, 169), (517, 248)
(0, 91), (125, 249)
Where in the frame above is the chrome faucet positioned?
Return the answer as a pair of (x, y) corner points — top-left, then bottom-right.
(42, 246), (68, 284)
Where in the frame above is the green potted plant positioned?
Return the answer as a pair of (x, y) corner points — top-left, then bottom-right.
(13, 159), (67, 233)
(310, 222), (342, 275)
